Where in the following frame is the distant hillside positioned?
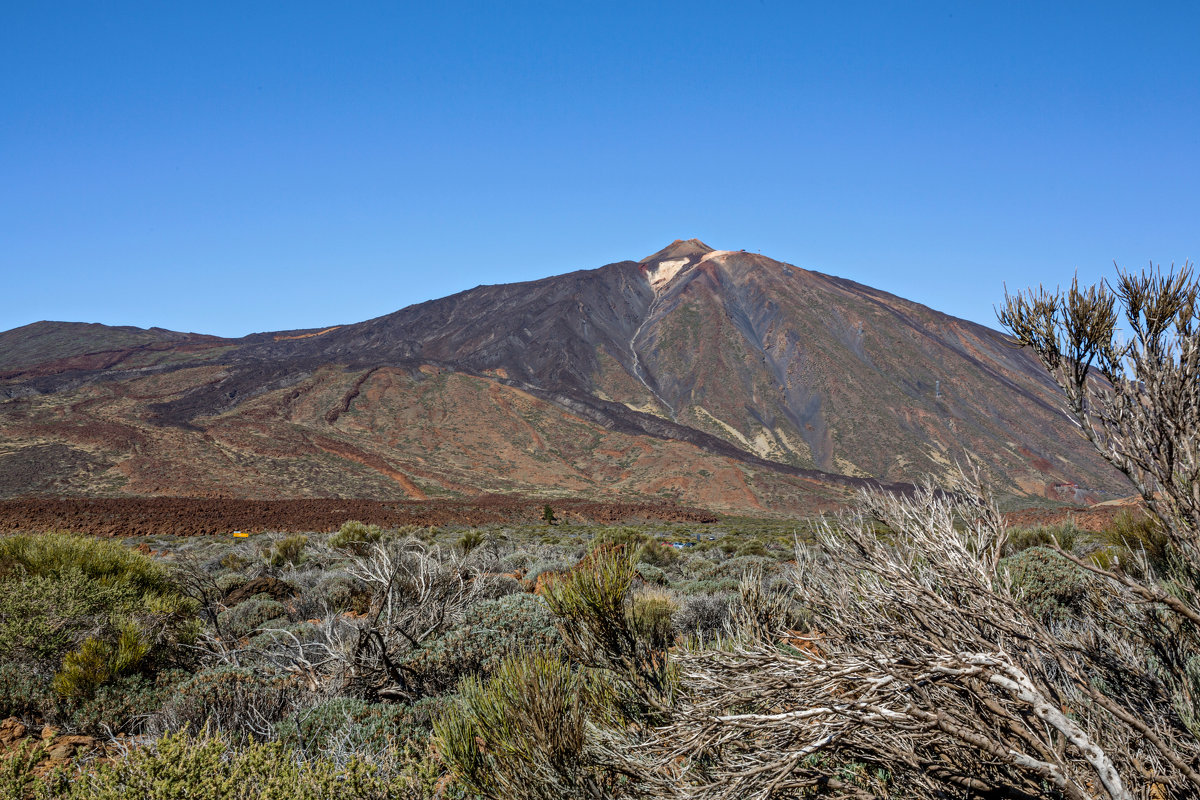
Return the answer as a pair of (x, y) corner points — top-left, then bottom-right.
(0, 240), (1127, 513)
(0, 321), (229, 374)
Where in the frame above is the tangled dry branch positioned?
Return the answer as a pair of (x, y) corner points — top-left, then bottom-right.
(629, 470), (1170, 799)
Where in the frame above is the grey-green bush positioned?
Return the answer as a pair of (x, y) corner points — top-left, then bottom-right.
(217, 594), (289, 639)
(153, 667), (306, 741)
(403, 593), (563, 692)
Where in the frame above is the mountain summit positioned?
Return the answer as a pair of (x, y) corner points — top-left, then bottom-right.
(639, 239), (714, 294)
(639, 238), (715, 264)
(0, 241), (1125, 512)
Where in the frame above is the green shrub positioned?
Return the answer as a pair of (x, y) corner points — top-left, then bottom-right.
(546, 547), (636, 639)
(59, 670), (187, 734)
(629, 589), (677, 648)
(54, 618), (155, 700)
(0, 533), (177, 594)
(588, 526), (650, 553)
(1002, 546), (1097, 623)
(0, 570), (122, 664)
(457, 529), (485, 554)
(0, 535), (191, 666)
(702, 554), (775, 581)
(0, 739), (48, 800)
(217, 550), (251, 571)
(545, 545), (675, 716)
(262, 534), (308, 568)
(590, 527), (680, 569)
(53, 637), (117, 699)
(329, 520), (383, 555)
(1, 659), (187, 735)
(733, 540), (770, 558)
(1098, 509), (1170, 575)
(0, 533), (198, 710)
(214, 572), (247, 595)
(435, 653), (625, 800)
(1005, 522), (1082, 555)
(638, 540), (679, 567)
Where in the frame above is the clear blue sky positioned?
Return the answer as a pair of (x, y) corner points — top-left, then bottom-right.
(3, 2), (1197, 338)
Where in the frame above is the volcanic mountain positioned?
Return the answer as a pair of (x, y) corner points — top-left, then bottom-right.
(0, 240), (1126, 513)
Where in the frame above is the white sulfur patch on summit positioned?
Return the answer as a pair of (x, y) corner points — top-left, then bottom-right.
(646, 258), (690, 292)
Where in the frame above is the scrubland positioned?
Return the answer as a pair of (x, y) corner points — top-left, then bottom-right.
(0, 500), (1185, 799)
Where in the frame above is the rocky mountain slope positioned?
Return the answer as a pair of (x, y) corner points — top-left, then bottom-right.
(0, 240), (1126, 513)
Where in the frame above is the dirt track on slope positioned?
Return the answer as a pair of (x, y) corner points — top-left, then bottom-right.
(0, 495), (719, 537)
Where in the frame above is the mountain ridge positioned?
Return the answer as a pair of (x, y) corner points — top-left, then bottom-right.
(0, 241), (1127, 513)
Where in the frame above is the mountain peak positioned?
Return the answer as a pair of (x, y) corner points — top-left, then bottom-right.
(639, 238), (714, 264)
(638, 239), (714, 293)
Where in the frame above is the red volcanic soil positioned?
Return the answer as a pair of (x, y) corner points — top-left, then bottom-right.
(0, 495), (718, 537)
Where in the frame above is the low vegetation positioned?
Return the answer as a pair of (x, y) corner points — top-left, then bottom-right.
(0, 518), (790, 798)
(1, 498), (1187, 799)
